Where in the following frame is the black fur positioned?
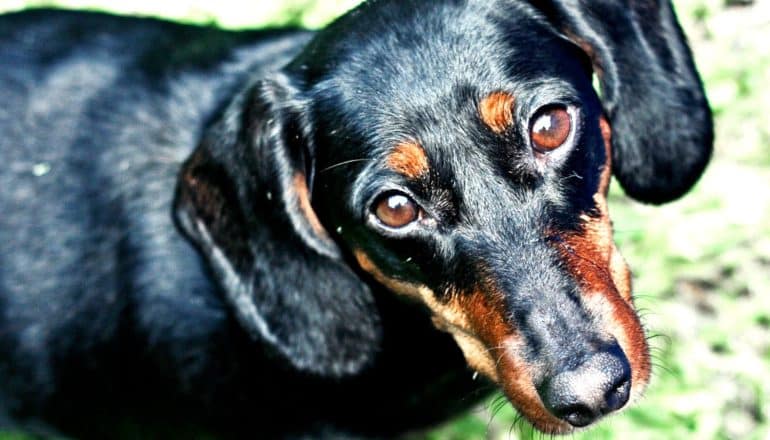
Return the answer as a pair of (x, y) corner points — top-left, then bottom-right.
(0, 1), (711, 438)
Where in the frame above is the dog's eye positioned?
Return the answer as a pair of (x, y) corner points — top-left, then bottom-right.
(530, 106), (571, 152)
(374, 193), (420, 228)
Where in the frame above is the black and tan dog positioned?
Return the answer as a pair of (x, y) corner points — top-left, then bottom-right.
(0, 0), (711, 438)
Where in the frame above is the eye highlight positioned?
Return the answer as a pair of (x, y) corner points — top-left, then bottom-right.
(374, 192), (420, 228)
(530, 105), (572, 153)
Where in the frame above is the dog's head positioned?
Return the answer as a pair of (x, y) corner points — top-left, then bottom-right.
(175, 0), (712, 434)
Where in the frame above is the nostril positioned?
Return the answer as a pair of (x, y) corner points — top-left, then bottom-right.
(556, 404), (597, 428)
(539, 376), (604, 427)
(603, 374), (631, 414)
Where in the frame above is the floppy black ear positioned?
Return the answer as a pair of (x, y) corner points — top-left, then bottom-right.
(174, 74), (380, 377)
(539, 0), (713, 204)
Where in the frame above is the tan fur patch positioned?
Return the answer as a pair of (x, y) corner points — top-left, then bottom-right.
(463, 287), (572, 434)
(386, 141), (429, 178)
(352, 250), (501, 379)
(479, 91), (515, 133)
(452, 287), (510, 382)
(450, 331), (499, 381)
(293, 172), (330, 240)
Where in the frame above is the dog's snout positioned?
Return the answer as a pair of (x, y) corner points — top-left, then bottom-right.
(538, 344), (632, 428)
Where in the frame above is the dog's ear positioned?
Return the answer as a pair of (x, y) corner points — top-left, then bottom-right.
(541, 0), (713, 204)
(174, 74), (380, 377)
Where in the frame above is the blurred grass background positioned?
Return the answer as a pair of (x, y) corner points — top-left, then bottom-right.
(0, 0), (768, 438)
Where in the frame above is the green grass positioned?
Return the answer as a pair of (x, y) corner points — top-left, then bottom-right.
(1, 0), (768, 438)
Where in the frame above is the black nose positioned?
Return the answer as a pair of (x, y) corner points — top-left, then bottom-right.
(538, 345), (632, 428)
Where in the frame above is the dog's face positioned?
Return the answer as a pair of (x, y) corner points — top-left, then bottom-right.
(307, 6), (645, 432)
(176, 0), (712, 434)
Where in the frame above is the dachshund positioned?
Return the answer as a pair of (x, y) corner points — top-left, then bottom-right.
(0, 0), (712, 438)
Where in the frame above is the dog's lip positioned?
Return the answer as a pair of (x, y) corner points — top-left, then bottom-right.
(446, 329), (573, 433)
(490, 335), (576, 434)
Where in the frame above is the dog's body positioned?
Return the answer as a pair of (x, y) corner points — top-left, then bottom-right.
(0, 2), (711, 438)
(0, 10), (480, 438)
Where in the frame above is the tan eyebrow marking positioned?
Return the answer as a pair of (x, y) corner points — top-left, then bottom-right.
(479, 91), (516, 133)
(386, 141), (429, 178)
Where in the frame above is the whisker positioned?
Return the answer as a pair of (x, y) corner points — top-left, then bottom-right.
(318, 158), (373, 173)
(511, 411), (533, 440)
(650, 356), (675, 377)
(487, 395), (510, 436)
(491, 396), (508, 416)
(646, 333), (672, 344)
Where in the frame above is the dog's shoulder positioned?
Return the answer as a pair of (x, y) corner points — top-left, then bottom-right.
(0, 11), (314, 424)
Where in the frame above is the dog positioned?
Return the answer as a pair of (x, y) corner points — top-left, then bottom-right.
(0, 0), (712, 438)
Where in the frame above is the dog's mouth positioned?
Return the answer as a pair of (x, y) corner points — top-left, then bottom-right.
(425, 269), (646, 434)
(431, 226), (650, 434)
(433, 286), (650, 434)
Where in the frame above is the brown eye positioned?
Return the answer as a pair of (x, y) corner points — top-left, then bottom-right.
(374, 193), (419, 228)
(530, 106), (571, 152)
